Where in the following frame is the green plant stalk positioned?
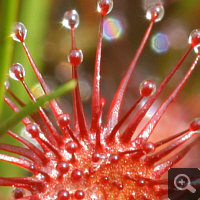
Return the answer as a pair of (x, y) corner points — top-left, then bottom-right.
(0, 0), (19, 119)
(0, 80), (76, 136)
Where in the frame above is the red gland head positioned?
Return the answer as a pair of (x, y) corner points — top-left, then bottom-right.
(92, 153), (101, 162)
(74, 190), (85, 199)
(146, 3), (164, 23)
(11, 22), (27, 43)
(57, 190), (70, 200)
(71, 169), (83, 182)
(58, 113), (71, 128)
(190, 118), (200, 131)
(68, 49), (83, 66)
(143, 142), (156, 154)
(66, 141), (78, 154)
(56, 162), (70, 175)
(139, 80), (156, 97)
(13, 188), (24, 199)
(97, 0), (113, 16)
(9, 63), (26, 82)
(26, 123), (40, 138)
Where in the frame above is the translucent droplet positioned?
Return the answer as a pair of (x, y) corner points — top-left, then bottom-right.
(140, 80), (156, 97)
(11, 22), (27, 42)
(62, 10), (80, 30)
(146, 3), (164, 23)
(9, 63), (26, 81)
(97, 0), (113, 16)
(143, 0), (163, 10)
(68, 49), (83, 66)
(188, 29), (200, 54)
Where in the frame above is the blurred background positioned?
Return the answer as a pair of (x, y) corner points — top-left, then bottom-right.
(0, 0), (200, 199)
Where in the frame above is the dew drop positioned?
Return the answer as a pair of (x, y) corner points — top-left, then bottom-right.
(97, 0), (113, 16)
(9, 63), (26, 81)
(57, 190), (70, 200)
(74, 190), (85, 199)
(190, 118), (200, 131)
(140, 80), (156, 97)
(13, 188), (24, 199)
(146, 4), (164, 23)
(11, 22), (27, 42)
(68, 49), (83, 66)
(62, 10), (80, 30)
(188, 29), (200, 46)
(188, 29), (200, 54)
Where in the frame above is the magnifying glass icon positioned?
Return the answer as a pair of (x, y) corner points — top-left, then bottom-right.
(174, 174), (196, 193)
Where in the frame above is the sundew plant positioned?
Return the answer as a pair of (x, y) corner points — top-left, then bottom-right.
(0, 0), (200, 199)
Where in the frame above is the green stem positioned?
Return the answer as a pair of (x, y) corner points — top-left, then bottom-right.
(0, 0), (19, 119)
